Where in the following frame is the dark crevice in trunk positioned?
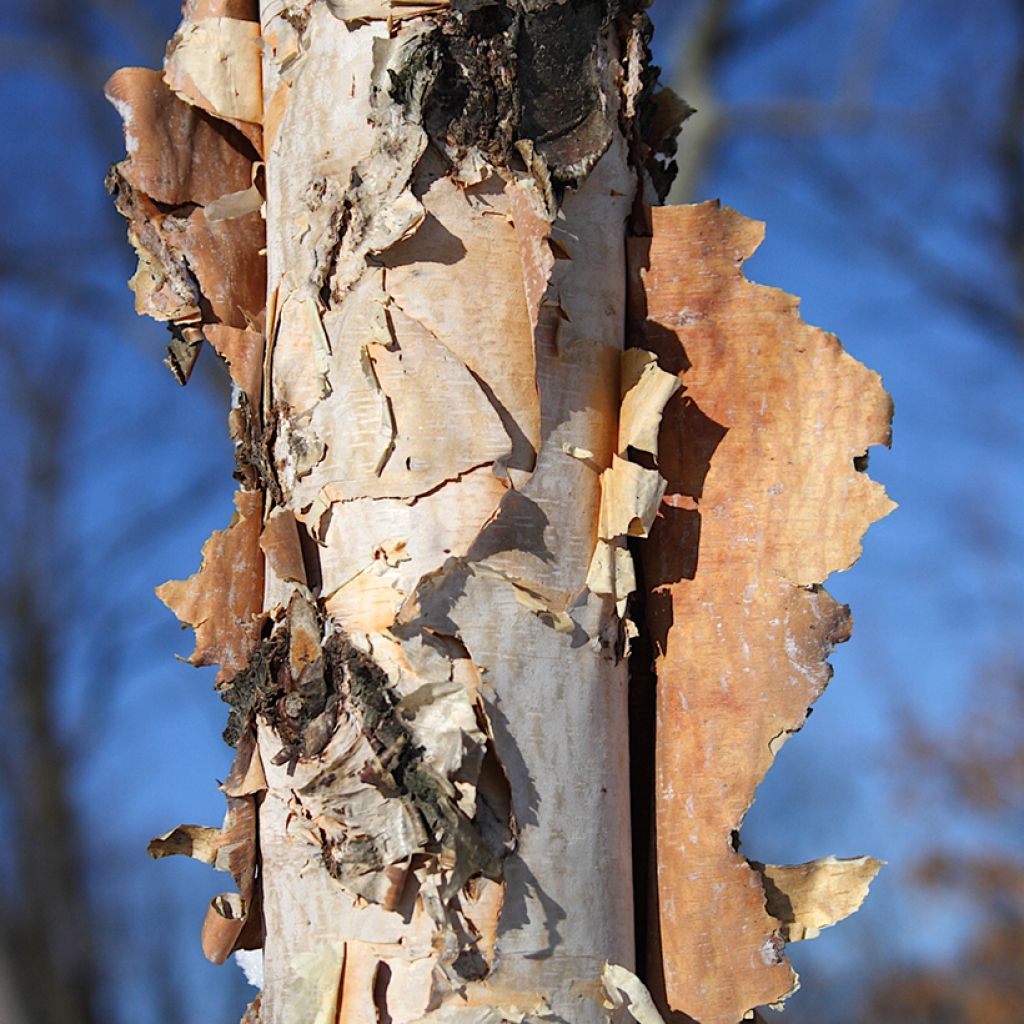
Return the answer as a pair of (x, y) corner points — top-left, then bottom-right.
(626, 539), (658, 980)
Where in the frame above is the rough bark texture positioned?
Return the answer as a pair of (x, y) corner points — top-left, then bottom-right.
(107, 3), (891, 1023)
(251, 4), (672, 1018)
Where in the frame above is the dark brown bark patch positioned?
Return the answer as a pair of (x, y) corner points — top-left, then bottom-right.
(218, 597), (513, 899)
(392, 0), (650, 184)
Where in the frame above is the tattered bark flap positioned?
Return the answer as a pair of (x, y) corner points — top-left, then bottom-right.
(618, 347), (680, 458)
(181, 206), (266, 329)
(260, 507), (308, 587)
(597, 454), (667, 541)
(603, 963), (667, 1023)
(165, 16), (263, 125)
(383, 165), (541, 479)
(205, 324), (263, 407)
(758, 856), (884, 942)
(630, 201), (894, 1024)
(104, 67), (254, 206)
(156, 489), (264, 681)
(149, 732), (266, 963)
(335, 941), (382, 1024)
(107, 46), (267, 367)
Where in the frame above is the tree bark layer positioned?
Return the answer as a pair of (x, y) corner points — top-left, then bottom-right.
(253, 4), (645, 1019)
(629, 201), (892, 1024)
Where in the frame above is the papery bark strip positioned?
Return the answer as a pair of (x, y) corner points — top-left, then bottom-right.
(628, 200), (894, 1024)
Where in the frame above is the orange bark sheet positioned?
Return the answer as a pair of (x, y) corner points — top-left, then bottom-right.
(629, 201), (894, 1024)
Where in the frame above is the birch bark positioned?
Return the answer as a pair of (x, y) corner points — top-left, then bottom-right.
(250, 4), (659, 1021)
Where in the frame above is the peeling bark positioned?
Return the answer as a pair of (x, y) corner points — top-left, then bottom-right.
(252, 5), (656, 1019)
(156, 489), (265, 682)
(628, 201), (894, 1024)
(107, 4), (890, 1023)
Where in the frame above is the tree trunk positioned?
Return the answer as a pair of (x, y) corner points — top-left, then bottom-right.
(251, 3), (648, 1020)
(107, 3), (892, 1023)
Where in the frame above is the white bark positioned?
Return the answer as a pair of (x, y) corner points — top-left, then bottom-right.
(256, 4), (643, 1020)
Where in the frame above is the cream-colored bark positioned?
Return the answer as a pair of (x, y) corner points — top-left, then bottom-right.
(254, 7), (644, 1018)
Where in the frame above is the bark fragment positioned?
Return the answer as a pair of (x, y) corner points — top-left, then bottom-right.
(618, 348), (680, 458)
(280, 943), (345, 1024)
(105, 67), (255, 205)
(602, 963), (666, 1024)
(206, 324), (264, 407)
(106, 34), (266, 379)
(259, 508), (308, 586)
(156, 489), (265, 683)
(149, 730), (267, 963)
(757, 856), (884, 943)
(165, 15), (264, 141)
(628, 201), (894, 1024)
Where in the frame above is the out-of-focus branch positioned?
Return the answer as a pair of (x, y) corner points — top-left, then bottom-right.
(716, 0), (827, 53)
(997, 0), (1024, 341)
(669, 0), (734, 202)
(836, 0), (903, 109)
(722, 99), (935, 135)
(782, 138), (1023, 346)
(0, 954), (27, 1024)
(668, 0), (1024, 351)
(671, 0), (906, 201)
(0, 353), (101, 1024)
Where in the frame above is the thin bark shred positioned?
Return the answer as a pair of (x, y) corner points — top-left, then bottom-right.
(107, 3), (890, 1023)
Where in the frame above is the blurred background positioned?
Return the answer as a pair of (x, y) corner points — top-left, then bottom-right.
(1, 1), (1022, 1022)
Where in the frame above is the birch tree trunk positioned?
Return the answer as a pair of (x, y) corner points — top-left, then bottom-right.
(250, 3), (647, 1020)
(107, 2), (892, 1022)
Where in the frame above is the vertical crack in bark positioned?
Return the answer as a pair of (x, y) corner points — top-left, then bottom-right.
(625, 542), (658, 986)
